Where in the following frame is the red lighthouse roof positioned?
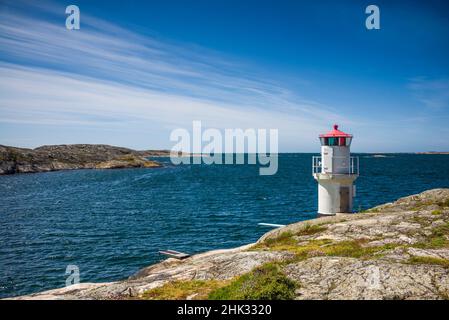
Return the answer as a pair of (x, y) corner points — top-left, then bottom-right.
(319, 124), (352, 138)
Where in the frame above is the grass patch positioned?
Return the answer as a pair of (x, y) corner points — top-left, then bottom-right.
(411, 197), (449, 211)
(321, 240), (373, 258)
(408, 256), (449, 268)
(432, 210), (443, 216)
(142, 279), (227, 300)
(414, 222), (449, 249)
(263, 232), (296, 247)
(298, 224), (327, 236)
(208, 263), (297, 300)
(257, 225), (327, 250)
(437, 198), (449, 208)
(256, 234), (400, 261)
(320, 240), (400, 259)
(262, 225), (327, 247)
(411, 215), (432, 226)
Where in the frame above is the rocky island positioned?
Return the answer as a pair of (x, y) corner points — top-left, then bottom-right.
(10, 188), (449, 300)
(0, 144), (169, 174)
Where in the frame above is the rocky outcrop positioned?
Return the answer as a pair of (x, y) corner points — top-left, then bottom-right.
(8, 189), (449, 300)
(10, 245), (294, 300)
(0, 144), (167, 174)
(285, 257), (449, 300)
(259, 188), (449, 300)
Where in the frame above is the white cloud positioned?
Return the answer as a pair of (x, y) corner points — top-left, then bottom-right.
(0, 1), (350, 150)
(409, 77), (449, 109)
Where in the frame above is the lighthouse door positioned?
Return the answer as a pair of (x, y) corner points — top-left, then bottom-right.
(340, 187), (350, 213)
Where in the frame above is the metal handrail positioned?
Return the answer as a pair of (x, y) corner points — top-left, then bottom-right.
(312, 156), (359, 175)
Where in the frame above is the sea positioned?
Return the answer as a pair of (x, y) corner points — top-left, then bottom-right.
(1, 153), (448, 298)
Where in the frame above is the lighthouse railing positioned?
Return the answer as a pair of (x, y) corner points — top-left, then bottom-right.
(312, 156), (321, 174)
(312, 156), (359, 175)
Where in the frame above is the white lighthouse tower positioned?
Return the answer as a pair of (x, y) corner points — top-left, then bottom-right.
(313, 125), (359, 215)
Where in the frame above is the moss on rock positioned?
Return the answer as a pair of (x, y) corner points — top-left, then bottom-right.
(208, 263), (297, 300)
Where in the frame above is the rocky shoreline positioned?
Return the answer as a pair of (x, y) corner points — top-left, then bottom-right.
(416, 152), (449, 155)
(0, 144), (170, 174)
(8, 188), (449, 300)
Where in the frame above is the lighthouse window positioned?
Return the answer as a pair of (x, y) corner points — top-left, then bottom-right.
(346, 137), (352, 146)
(320, 137), (326, 145)
(328, 137), (338, 146)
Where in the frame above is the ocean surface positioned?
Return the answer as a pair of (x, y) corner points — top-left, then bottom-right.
(1, 153), (448, 298)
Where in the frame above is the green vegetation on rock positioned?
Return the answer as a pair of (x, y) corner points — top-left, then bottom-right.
(141, 263), (298, 300)
(415, 222), (449, 249)
(208, 263), (297, 300)
(256, 236), (400, 261)
(142, 279), (227, 300)
(408, 256), (449, 268)
(438, 199), (449, 208)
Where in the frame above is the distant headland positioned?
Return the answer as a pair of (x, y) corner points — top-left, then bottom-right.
(0, 144), (171, 175)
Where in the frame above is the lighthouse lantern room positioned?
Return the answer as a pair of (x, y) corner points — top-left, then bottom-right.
(313, 125), (359, 215)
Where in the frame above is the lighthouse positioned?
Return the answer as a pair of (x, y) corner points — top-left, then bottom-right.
(313, 125), (359, 215)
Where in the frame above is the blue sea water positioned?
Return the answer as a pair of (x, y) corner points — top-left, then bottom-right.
(0, 153), (448, 298)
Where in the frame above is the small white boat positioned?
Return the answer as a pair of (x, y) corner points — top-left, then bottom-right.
(158, 249), (190, 259)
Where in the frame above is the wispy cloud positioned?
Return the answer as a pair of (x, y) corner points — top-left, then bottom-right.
(0, 2), (333, 112)
(1, 1), (448, 153)
(0, 63), (317, 129)
(409, 77), (449, 109)
(0, 1), (351, 149)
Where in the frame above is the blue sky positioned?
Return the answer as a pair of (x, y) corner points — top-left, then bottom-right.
(0, 0), (448, 152)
